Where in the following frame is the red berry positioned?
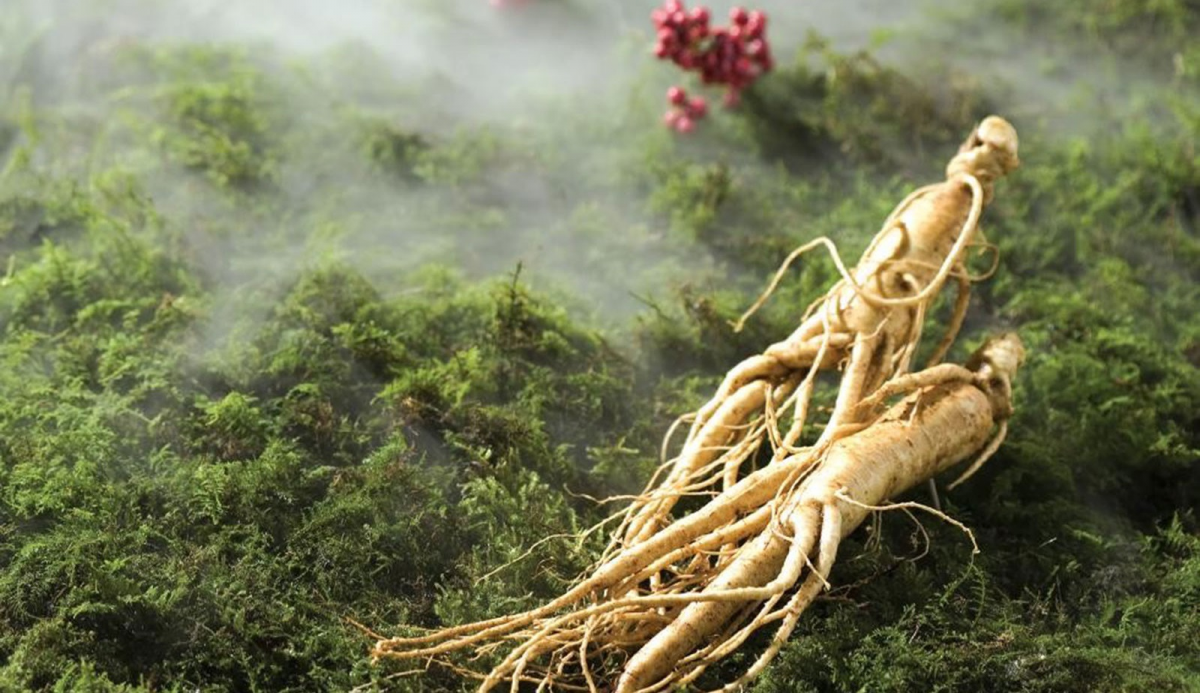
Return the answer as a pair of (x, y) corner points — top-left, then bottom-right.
(651, 8), (668, 26)
(663, 110), (681, 128)
(746, 15), (766, 38)
(667, 85), (687, 105)
(687, 96), (708, 118)
(664, 0), (683, 13)
(730, 6), (749, 25)
(728, 25), (743, 41)
(671, 10), (686, 25)
(675, 115), (695, 133)
(745, 39), (764, 57)
(688, 6), (710, 25)
(653, 41), (669, 58)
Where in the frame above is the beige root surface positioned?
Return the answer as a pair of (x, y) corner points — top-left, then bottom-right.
(372, 334), (1027, 692)
(616, 116), (1021, 554)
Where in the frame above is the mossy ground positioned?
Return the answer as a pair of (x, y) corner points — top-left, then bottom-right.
(0, 1), (1197, 691)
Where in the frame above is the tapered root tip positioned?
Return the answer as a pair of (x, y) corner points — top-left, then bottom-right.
(976, 115), (1020, 171)
(947, 115), (1020, 184)
(976, 332), (1026, 378)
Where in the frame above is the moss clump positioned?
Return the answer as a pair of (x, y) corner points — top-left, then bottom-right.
(357, 117), (430, 180)
(991, 0), (1200, 58)
(0, 0), (1197, 690)
(142, 47), (280, 190)
(0, 177), (655, 689)
(753, 515), (1200, 693)
(739, 33), (984, 172)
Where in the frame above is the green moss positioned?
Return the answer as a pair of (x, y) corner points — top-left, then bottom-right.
(754, 516), (1200, 693)
(739, 32), (983, 171)
(991, 0), (1200, 57)
(410, 128), (505, 187)
(357, 117), (430, 180)
(0, 1), (1198, 690)
(141, 47), (280, 190)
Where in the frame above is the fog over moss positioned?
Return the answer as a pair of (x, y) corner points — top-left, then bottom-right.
(0, 1), (1197, 691)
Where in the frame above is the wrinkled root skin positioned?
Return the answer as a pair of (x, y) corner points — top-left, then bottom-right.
(373, 334), (1026, 692)
(618, 116), (1020, 551)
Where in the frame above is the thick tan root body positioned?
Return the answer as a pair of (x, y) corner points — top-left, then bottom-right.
(615, 340), (1005, 692)
(372, 334), (1027, 693)
(620, 117), (1020, 549)
(370, 118), (1026, 691)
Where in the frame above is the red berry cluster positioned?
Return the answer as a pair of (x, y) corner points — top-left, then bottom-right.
(652, 1), (772, 130)
(662, 86), (708, 133)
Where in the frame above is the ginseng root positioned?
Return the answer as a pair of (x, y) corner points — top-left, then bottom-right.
(617, 116), (1020, 552)
(372, 333), (1026, 692)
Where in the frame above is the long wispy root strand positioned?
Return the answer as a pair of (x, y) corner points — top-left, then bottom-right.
(372, 334), (1025, 691)
(614, 115), (1020, 551)
(370, 117), (1024, 691)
